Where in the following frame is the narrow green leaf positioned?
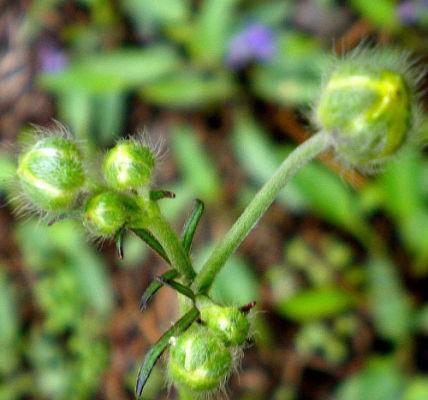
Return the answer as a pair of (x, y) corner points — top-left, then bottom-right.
(139, 269), (179, 311)
(181, 199), (205, 253)
(132, 228), (170, 264)
(150, 190), (176, 201)
(115, 230), (125, 259)
(136, 308), (199, 397)
(155, 275), (195, 300)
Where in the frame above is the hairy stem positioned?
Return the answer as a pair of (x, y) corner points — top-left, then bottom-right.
(135, 204), (196, 284)
(193, 132), (332, 294)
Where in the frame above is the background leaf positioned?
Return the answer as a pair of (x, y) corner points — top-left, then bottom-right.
(40, 47), (181, 93)
(276, 287), (354, 321)
(336, 357), (405, 400)
(368, 257), (413, 342)
(189, 0), (240, 65)
(141, 71), (235, 108)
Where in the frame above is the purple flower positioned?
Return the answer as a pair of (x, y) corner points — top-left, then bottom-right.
(38, 43), (68, 73)
(397, 0), (428, 25)
(397, 1), (418, 24)
(226, 23), (276, 70)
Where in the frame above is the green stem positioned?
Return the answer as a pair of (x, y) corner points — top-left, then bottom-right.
(149, 212), (195, 283)
(145, 205), (196, 284)
(193, 132), (332, 294)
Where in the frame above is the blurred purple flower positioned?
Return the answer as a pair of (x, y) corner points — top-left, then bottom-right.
(226, 23), (276, 70)
(397, 0), (428, 24)
(37, 43), (68, 73)
(397, 1), (418, 23)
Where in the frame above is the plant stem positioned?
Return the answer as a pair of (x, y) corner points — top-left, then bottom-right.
(193, 132), (332, 294)
(139, 204), (196, 284)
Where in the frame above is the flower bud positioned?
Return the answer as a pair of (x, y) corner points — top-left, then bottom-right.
(103, 140), (155, 190)
(315, 48), (419, 168)
(83, 191), (129, 236)
(17, 136), (85, 212)
(198, 300), (250, 346)
(169, 325), (232, 392)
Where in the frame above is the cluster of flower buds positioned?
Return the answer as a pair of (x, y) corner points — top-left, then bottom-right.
(15, 128), (253, 398)
(82, 137), (156, 237)
(16, 133), (156, 238)
(167, 296), (251, 395)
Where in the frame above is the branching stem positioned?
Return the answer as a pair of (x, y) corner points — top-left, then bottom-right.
(193, 132), (332, 294)
(132, 203), (196, 284)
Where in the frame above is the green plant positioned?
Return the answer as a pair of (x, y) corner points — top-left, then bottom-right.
(13, 45), (424, 399)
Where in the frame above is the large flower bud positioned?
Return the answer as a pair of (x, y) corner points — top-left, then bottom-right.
(315, 48), (419, 169)
(197, 297), (250, 346)
(168, 325), (232, 393)
(103, 139), (155, 190)
(17, 136), (85, 212)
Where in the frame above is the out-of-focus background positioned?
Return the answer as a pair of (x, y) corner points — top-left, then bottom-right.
(1, 1), (428, 399)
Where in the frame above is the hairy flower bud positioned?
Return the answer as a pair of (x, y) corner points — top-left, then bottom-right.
(315, 48), (420, 169)
(103, 139), (155, 190)
(17, 136), (85, 212)
(168, 325), (232, 392)
(198, 297), (250, 346)
(83, 191), (129, 236)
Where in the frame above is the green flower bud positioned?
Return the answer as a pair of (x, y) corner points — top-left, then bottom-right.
(103, 140), (155, 190)
(315, 48), (419, 168)
(169, 325), (232, 392)
(83, 191), (129, 236)
(17, 136), (85, 212)
(198, 298), (250, 346)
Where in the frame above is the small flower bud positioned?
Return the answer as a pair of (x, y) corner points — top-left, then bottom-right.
(83, 191), (129, 237)
(17, 136), (85, 212)
(168, 325), (232, 392)
(198, 298), (250, 346)
(103, 140), (155, 190)
(315, 48), (420, 169)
